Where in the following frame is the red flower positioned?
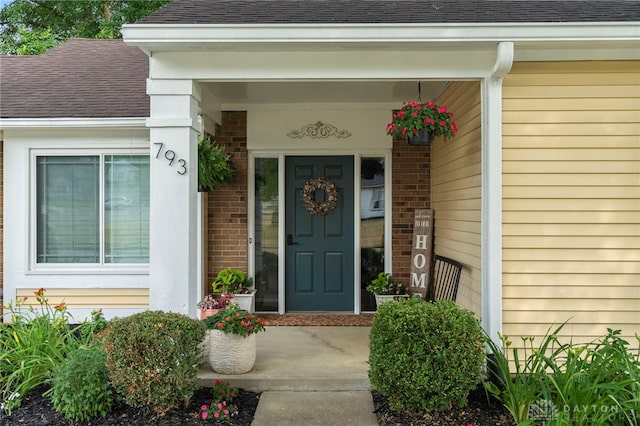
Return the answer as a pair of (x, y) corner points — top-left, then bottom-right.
(34, 288), (45, 297)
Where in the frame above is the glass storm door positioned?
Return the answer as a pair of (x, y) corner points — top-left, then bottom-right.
(285, 156), (354, 311)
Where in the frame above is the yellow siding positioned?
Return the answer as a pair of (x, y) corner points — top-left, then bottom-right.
(502, 61), (640, 347)
(16, 288), (149, 308)
(432, 81), (483, 316)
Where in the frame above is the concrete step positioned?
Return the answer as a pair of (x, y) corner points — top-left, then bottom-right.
(198, 326), (372, 392)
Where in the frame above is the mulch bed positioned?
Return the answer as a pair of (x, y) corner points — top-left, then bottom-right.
(1, 385), (260, 426)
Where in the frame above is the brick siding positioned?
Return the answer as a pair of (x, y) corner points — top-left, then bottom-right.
(206, 112), (249, 286)
(390, 138), (431, 285)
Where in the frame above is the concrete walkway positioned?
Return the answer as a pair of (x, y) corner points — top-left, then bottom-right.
(198, 326), (379, 425)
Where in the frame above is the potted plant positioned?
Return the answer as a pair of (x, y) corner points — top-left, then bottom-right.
(203, 304), (267, 374)
(197, 292), (234, 319)
(212, 268), (256, 312)
(386, 100), (458, 146)
(198, 135), (235, 192)
(366, 272), (411, 307)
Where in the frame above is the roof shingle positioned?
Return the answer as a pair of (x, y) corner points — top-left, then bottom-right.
(0, 39), (149, 119)
(139, 0), (640, 25)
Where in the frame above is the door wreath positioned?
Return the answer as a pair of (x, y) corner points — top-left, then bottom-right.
(301, 177), (338, 215)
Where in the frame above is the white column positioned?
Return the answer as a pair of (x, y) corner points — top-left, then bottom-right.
(481, 42), (513, 345)
(147, 79), (201, 316)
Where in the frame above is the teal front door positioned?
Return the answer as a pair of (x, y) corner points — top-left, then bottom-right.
(285, 156), (354, 311)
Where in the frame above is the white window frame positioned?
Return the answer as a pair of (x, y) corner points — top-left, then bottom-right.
(29, 148), (150, 274)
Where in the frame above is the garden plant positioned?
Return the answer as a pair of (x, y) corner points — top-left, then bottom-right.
(103, 310), (206, 415)
(0, 289), (110, 414)
(369, 297), (485, 412)
(484, 322), (640, 425)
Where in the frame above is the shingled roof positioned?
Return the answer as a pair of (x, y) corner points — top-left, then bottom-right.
(0, 39), (148, 119)
(139, 0), (640, 24)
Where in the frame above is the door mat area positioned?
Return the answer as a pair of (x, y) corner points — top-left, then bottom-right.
(260, 313), (374, 326)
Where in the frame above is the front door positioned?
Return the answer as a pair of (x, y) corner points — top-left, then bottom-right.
(285, 156), (354, 311)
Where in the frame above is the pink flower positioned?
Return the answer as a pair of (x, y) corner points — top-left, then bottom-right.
(217, 403), (223, 410)
(440, 120), (446, 126)
(202, 412), (208, 419)
(214, 412), (219, 418)
(438, 106), (448, 113)
(412, 111), (418, 117)
(201, 405), (208, 410)
(409, 101), (418, 107)
(397, 110), (406, 117)
(223, 409), (230, 415)
(401, 127), (407, 135)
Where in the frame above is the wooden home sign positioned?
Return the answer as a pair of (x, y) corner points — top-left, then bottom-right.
(410, 209), (434, 299)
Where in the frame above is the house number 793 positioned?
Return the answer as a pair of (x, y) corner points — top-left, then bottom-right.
(153, 142), (187, 175)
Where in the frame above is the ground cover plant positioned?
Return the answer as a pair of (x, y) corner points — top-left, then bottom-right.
(484, 323), (640, 425)
(369, 297), (485, 412)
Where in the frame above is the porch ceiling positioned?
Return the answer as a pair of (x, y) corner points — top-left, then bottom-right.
(201, 80), (449, 107)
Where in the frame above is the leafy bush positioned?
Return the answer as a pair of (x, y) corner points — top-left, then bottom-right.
(50, 345), (113, 421)
(103, 310), (206, 414)
(0, 289), (107, 413)
(484, 324), (640, 426)
(369, 298), (485, 412)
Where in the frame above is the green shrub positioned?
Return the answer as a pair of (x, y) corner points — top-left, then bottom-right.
(50, 345), (113, 421)
(368, 298), (485, 412)
(103, 310), (206, 414)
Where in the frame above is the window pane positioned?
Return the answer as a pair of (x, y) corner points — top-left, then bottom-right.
(254, 158), (279, 312)
(104, 155), (150, 263)
(360, 158), (385, 311)
(37, 156), (99, 263)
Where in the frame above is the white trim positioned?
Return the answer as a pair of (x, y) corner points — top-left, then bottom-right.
(0, 118), (147, 129)
(481, 42), (513, 345)
(27, 148), (151, 273)
(123, 22), (640, 48)
(249, 150), (391, 314)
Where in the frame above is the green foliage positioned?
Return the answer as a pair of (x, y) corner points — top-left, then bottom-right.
(198, 136), (235, 191)
(368, 298), (485, 412)
(50, 345), (113, 421)
(365, 272), (409, 295)
(103, 310), (206, 414)
(484, 324), (640, 426)
(0, 289), (106, 413)
(0, 0), (172, 54)
(203, 304), (267, 337)
(212, 268), (253, 294)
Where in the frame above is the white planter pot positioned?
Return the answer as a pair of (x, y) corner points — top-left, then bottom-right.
(208, 329), (256, 374)
(233, 290), (257, 312)
(374, 294), (410, 307)
(198, 330), (210, 365)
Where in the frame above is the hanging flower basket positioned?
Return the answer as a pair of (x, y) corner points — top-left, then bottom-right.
(386, 100), (458, 145)
(407, 128), (433, 146)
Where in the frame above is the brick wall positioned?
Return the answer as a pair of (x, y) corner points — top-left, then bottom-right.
(203, 112), (430, 298)
(390, 138), (431, 285)
(206, 112), (249, 287)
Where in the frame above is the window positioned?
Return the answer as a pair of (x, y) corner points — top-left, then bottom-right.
(36, 154), (150, 265)
(370, 188), (385, 211)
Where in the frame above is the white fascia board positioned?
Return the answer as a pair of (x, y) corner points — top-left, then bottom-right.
(122, 22), (640, 50)
(0, 117), (147, 129)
